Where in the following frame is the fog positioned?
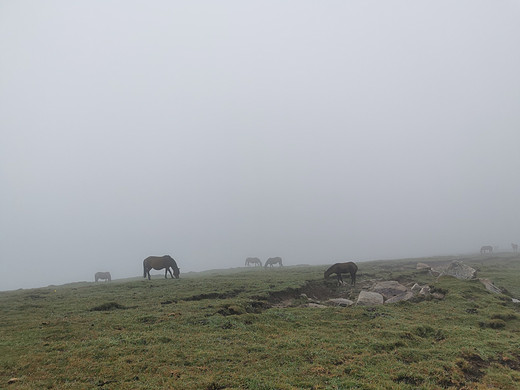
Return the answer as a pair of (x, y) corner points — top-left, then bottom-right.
(1, 1), (519, 291)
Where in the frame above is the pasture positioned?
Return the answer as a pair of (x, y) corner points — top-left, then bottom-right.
(2, 254), (520, 389)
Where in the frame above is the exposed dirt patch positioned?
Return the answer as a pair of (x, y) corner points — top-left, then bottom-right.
(90, 302), (126, 311)
(457, 352), (489, 382)
(255, 280), (362, 308)
(497, 353), (520, 370)
(183, 288), (245, 301)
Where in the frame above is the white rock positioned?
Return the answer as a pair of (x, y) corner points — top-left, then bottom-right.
(420, 286), (431, 296)
(372, 281), (408, 299)
(385, 292), (414, 304)
(441, 261), (476, 280)
(479, 279), (502, 294)
(356, 291), (384, 306)
(307, 303), (327, 308)
(327, 298), (354, 307)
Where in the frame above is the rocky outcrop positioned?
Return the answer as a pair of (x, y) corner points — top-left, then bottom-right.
(356, 291), (384, 306)
(372, 281), (408, 300)
(440, 261), (476, 280)
(479, 278), (502, 294)
(385, 292), (414, 304)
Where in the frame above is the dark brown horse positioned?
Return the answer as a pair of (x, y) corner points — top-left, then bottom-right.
(95, 272), (111, 282)
(143, 255), (180, 280)
(324, 262), (358, 286)
(245, 257), (262, 267)
(264, 257), (283, 268)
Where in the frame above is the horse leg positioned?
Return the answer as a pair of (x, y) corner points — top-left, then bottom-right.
(168, 267), (174, 278)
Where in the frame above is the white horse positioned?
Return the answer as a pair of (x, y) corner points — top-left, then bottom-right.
(245, 257), (262, 267)
(480, 246), (493, 255)
(264, 257), (283, 267)
(95, 272), (111, 282)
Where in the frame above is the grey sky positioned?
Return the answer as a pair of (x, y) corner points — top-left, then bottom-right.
(1, 1), (520, 291)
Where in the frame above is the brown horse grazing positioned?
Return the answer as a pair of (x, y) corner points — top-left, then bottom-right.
(245, 257), (262, 267)
(264, 257), (283, 268)
(512, 243), (518, 253)
(143, 255), (180, 280)
(324, 262), (358, 286)
(95, 272), (111, 282)
(480, 246), (493, 255)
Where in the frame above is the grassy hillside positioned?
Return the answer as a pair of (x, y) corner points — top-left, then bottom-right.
(1, 254), (520, 389)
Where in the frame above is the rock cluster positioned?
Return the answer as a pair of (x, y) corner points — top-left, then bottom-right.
(356, 280), (439, 306)
(302, 260), (520, 308)
(439, 261), (477, 280)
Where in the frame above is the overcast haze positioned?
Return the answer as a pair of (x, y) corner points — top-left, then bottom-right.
(1, 1), (520, 291)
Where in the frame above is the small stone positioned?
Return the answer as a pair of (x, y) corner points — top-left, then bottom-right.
(420, 286), (431, 296)
(307, 303), (327, 308)
(327, 298), (354, 307)
(385, 292), (414, 304)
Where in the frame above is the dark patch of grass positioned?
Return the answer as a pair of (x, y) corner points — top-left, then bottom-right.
(372, 341), (406, 352)
(414, 325), (446, 341)
(491, 312), (517, 321)
(183, 288), (245, 301)
(394, 372), (424, 386)
(137, 315), (158, 324)
(457, 352), (489, 382)
(480, 318), (506, 329)
(90, 302), (126, 311)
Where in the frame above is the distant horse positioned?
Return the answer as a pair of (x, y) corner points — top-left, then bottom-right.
(324, 262), (358, 286)
(480, 246), (493, 255)
(512, 243), (518, 253)
(245, 257), (262, 267)
(264, 257), (283, 267)
(143, 255), (180, 280)
(95, 272), (111, 282)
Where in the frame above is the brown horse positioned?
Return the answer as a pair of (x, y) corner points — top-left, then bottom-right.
(324, 262), (358, 286)
(245, 257), (262, 267)
(480, 246), (493, 255)
(264, 257), (283, 268)
(143, 255), (180, 280)
(95, 272), (111, 282)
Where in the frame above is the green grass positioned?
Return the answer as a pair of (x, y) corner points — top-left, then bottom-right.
(1, 254), (520, 389)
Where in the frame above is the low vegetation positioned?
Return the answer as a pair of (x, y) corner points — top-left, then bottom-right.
(1, 254), (520, 389)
